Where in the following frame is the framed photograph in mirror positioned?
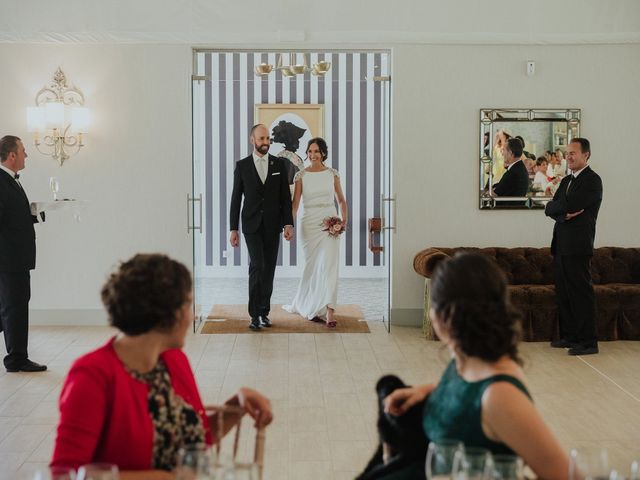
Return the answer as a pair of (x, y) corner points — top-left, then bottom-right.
(479, 108), (580, 209)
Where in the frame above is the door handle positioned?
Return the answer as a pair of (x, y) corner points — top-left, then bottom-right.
(368, 217), (383, 253)
(187, 194), (203, 233)
(382, 195), (396, 231)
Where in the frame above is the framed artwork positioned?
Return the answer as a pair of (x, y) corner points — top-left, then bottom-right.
(255, 104), (325, 166)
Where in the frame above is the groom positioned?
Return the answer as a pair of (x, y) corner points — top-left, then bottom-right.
(230, 124), (294, 331)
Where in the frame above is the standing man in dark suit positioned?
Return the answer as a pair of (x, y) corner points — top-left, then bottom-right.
(0, 135), (46, 372)
(230, 124), (294, 331)
(545, 137), (602, 356)
(492, 137), (529, 203)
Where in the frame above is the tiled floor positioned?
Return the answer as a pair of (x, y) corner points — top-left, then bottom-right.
(1, 325), (639, 479)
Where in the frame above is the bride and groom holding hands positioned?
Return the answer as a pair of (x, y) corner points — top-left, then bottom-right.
(229, 124), (348, 330)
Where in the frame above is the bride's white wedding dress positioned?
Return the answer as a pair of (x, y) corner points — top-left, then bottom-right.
(283, 168), (340, 320)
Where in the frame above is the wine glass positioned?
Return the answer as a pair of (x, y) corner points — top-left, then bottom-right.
(33, 466), (76, 480)
(49, 176), (60, 201)
(224, 462), (259, 480)
(569, 448), (612, 480)
(491, 454), (524, 480)
(425, 439), (465, 479)
(454, 447), (494, 480)
(76, 463), (119, 480)
(176, 445), (214, 479)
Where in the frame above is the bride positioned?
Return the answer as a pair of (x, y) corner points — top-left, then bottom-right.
(283, 137), (348, 328)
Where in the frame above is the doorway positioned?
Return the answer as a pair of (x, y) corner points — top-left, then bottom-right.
(190, 49), (393, 331)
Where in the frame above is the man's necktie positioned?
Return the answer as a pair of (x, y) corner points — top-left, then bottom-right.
(258, 157), (267, 183)
(566, 174), (575, 193)
(14, 173), (19, 179)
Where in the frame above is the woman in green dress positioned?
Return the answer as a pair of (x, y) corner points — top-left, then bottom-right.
(384, 252), (569, 479)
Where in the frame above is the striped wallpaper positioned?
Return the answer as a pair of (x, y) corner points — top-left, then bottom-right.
(193, 51), (390, 274)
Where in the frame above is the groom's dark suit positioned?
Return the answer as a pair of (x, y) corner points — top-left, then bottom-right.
(230, 154), (293, 320)
(0, 168), (38, 370)
(545, 165), (603, 348)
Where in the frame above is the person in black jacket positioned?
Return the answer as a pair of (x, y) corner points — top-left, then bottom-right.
(229, 124), (294, 331)
(492, 137), (529, 205)
(0, 135), (46, 372)
(545, 137), (602, 355)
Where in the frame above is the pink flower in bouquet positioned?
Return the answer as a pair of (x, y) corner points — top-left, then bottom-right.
(321, 216), (345, 238)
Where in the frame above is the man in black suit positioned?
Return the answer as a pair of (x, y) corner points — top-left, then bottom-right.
(492, 137), (529, 205)
(545, 137), (602, 356)
(229, 124), (294, 331)
(0, 135), (46, 372)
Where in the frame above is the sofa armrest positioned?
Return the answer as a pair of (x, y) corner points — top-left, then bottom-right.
(413, 248), (450, 278)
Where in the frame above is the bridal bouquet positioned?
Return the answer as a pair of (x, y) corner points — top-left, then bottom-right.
(321, 216), (346, 238)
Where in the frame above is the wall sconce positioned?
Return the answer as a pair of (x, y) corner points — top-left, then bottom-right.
(26, 68), (89, 166)
(255, 53), (331, 77)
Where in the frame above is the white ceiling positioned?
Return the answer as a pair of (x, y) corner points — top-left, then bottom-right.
(1, 0), (639, 45)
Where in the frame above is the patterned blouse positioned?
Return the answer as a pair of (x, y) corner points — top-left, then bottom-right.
(128, 359), (206, 470)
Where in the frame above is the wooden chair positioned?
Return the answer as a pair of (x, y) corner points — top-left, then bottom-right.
(205, 404), (266, 479)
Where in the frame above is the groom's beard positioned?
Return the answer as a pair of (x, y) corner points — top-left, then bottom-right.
(256, 144), (269, 155)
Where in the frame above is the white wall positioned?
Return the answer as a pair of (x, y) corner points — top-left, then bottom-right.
(0, 44), (193, 323)
(1, 1), (639, 325)
(391, 44), (640, 322)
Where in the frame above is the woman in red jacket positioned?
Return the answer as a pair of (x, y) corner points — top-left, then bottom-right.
(51, 254), (273, 479)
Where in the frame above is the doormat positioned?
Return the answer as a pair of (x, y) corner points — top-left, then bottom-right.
(201, 304), (370, 334)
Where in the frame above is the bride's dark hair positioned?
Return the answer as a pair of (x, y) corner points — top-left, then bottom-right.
(307, 137), (328, 163)
(430, 252), (523, 364)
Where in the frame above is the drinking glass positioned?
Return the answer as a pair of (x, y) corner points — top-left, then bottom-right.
(33, 467), (76, 480)
(454, 447), (493, 480)
(425, 439), (465, 480)
(76, 463), (119, 480)
(569, 448), (612, 480)
(220, 462), (259, 480)
(49, 177), (60, 201)
(176, 445), (214, 479)
(491, 454), (524, 480)
(630, 460), (639, 480)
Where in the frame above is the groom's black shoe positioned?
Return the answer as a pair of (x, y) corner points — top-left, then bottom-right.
(259, 315), (272, 328)
(249, 317), (262, 331)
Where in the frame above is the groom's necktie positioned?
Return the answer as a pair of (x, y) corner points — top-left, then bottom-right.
(257, 157), (267, 184)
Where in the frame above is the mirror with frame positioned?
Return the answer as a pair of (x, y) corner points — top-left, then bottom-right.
(479, 108), (580, 209)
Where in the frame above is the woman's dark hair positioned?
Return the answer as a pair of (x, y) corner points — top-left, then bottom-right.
(101, 254), (192, 336)
(430, 252), (522, 364)
(306, 137), (328, 163)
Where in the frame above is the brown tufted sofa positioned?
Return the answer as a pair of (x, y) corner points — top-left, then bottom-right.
(413, 247), (640, 341)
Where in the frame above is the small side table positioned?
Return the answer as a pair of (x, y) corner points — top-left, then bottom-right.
(31, 200), (87, 221)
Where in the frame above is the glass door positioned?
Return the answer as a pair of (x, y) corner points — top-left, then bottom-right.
(190, 49), (393, 332)
(378, 67), (393, 333)
(190, 53), (207, 332)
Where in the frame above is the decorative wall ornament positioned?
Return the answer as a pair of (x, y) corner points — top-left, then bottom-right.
(26, 68), (90, 166)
